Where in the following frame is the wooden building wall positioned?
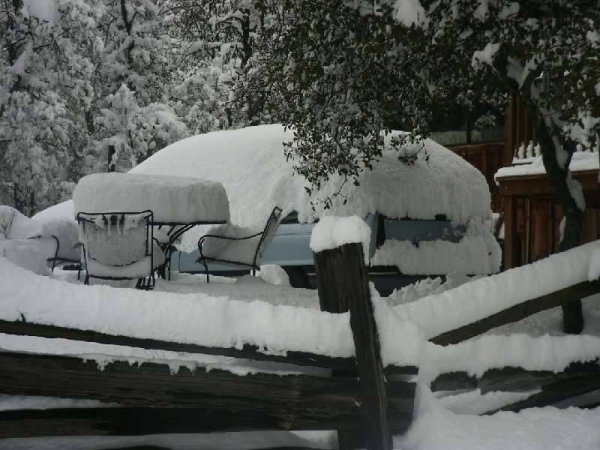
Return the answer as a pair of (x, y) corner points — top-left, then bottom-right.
(498, 170), (600, 270)
(505, 94), (536, 165)
(451, 95), (600, 271)
(448, 141), (507, 211)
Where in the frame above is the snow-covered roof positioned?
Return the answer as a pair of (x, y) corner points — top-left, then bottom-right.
(131, 124), (492, 229)
(495, 151), (599, 180)
(73, 173), (230, 224)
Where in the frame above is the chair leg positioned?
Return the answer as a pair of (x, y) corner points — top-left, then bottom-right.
(201, 258), (210, 283)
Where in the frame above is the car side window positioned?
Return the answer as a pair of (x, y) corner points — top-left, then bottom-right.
(380, 215), (466, 243)
(281, 211), (299, 224)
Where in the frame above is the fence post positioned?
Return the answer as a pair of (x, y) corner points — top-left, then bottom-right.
(314, 242), (392, 450)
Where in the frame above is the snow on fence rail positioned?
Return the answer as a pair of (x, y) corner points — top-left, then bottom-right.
(389, 240), (600, 343)
(426, 334), (600, 414)
(0, 257), (354, 360)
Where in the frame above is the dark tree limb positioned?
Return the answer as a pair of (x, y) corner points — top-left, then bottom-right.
(526, 98), (585, 334)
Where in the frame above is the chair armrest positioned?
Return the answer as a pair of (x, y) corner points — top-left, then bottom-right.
(196, 231), (262, 262)
(197, 232), (263, 254)
(198, 232), (263, 243)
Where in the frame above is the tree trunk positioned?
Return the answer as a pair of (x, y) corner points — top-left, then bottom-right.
(107, 145), (116, 172)
(533, 108), (584, 334)
(240, 9), (253, 67)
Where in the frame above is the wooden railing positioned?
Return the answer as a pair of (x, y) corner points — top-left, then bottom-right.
(431, 359), (600, 414)
(430, 279), (600, 346)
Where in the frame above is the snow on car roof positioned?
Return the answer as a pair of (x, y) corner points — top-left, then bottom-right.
(131, 124), (492, 229)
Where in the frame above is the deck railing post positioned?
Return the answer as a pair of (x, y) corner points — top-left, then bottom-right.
(314, 242), (392, 450)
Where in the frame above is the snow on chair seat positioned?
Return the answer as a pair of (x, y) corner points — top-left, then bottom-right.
(77, 211), (164, 289)
(197, 207), (283, 282)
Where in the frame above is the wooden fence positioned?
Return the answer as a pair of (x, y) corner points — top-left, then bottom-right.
(1, 242), (600, 449)
(431, 359), (600, 413)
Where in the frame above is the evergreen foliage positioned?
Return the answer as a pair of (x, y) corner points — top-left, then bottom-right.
(0, 0), (266, 214)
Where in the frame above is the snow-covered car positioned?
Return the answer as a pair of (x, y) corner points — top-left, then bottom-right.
(37, 124), (500, 293)
(131, 124), (501, 293)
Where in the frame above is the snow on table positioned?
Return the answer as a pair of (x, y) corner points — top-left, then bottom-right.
(73, 173), (230, 224)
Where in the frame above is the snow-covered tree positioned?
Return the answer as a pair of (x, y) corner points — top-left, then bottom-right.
(171, 0), (287, 128)
(90, 84), (187, 171)
(412, 0), (599, 333)
(255, 0), (599, 332)
(89, 0), (188, 172)
(242, 0), (436, 189)
(0, 0), (101, 214)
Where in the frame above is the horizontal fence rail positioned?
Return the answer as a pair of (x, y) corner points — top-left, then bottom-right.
(431, 280), (600, 346)
(0, 319), (356, 372)
(0, 348), (415, 440)
(431, 360), (600, 413)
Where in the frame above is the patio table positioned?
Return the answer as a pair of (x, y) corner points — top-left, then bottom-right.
(73, 172), (230, 275)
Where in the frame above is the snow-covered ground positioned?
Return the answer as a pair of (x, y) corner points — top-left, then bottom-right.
(397, 402), (600, 450)
(1, 234), (600, 449)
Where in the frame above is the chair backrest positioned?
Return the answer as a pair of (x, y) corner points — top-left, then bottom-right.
(254, 207), (283, 266)
(77, 211), (153, 267)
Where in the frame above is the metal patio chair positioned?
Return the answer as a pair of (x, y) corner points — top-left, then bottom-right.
(76, 210), (165, 289)
(197, 207), (283, 282)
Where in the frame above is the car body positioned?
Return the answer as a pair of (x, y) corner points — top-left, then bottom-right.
(173, 212), (470, 294)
